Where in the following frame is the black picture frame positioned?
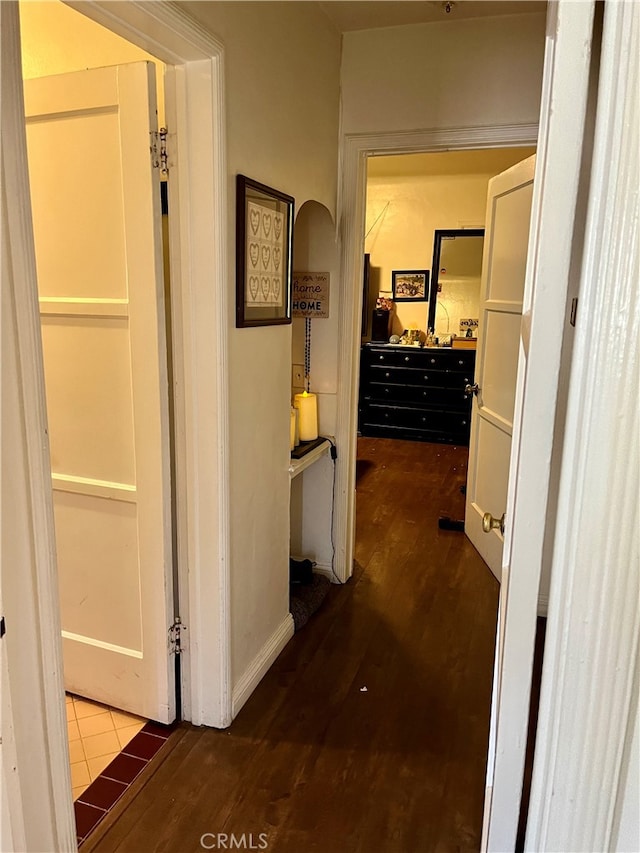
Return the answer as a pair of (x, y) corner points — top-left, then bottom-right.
(236, 174), (294, 328)
(391, 269), (429, 302)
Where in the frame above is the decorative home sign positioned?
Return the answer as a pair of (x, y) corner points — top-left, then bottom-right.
(392, 269), (430, 302)
(236, 174), (294, 327)
(292, 272), (330, 318)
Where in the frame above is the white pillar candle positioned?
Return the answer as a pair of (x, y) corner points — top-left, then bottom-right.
(294, 391), (318, 441)
(293, 402), (300, 446)
(290, 407), (296, 451)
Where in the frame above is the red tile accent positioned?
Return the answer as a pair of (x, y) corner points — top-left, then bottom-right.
(75, 720), (176, 846)
(74, 801), (105, 839)
(142, 720), (175, 739)
(101, 752), (147, 785)
(78, 776), (127, 811)
(122, 731), (165, 761)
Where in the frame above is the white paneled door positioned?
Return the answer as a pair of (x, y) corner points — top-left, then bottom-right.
(24, 63), (175, 722)
(465, 156), (536, 581)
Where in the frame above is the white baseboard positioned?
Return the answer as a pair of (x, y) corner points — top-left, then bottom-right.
(231, 613), (294, 719)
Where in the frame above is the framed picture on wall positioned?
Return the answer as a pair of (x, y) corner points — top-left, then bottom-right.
(391, 269), (430, 302)
(236, 174), (294, 327)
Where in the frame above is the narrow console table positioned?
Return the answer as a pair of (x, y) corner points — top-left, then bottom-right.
(289, 438), (331, 479)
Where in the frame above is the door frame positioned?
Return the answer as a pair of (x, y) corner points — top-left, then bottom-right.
(525, 1), (639, 849)
(2, 1), (231, 848)
(333, 122), (538, 587)
(63, 0), (233, 732)
(333, 1), (599, 849)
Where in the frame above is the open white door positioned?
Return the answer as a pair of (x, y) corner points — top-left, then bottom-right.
(23, 62), (175, 722)
(481, 2), (598, 847)
(465, 156), (536, 580)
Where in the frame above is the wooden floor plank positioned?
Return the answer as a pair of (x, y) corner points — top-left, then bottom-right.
(91, 438), (499, 853)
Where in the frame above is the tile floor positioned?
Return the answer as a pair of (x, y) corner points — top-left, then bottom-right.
(67, 694), (175, 845)
(66, 694), (147, 801)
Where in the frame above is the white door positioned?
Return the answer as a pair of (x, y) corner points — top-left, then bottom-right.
(24, 62), (175, 722)
(465, 156), (536, 580)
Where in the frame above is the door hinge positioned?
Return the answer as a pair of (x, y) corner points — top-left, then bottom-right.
(150, 127), (169, 175)
(169, 617), (185, 655)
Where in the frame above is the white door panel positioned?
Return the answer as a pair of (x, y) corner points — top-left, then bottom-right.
(475, 420), (512, 516)
(484, 183), (534, 303)
(40, 317), (136, 482)
(465, 157), (536, 582)
(481, 311), (522, 423)
(26, 111), (128, 299)
(24, 62), (175, 722)
(54, 492), (142, 649)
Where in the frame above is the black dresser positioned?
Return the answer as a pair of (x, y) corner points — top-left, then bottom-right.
(358, 344), (476, 445)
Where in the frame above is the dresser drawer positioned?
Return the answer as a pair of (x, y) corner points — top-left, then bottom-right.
(366, 346), (475, 373)
(362, 403), (471, 435)
(367, 382), (470, 409)
(368, 364), (474, 389)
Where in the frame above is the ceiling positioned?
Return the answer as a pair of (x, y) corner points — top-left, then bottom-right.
(367, 148), (537, 178)
(317, 1), (545, 32)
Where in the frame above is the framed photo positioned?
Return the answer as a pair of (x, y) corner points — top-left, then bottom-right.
(236, 174), (294, 327)
(391, 269), (430, 302)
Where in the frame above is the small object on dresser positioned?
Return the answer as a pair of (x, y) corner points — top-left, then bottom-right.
(371, 308), (390, 342)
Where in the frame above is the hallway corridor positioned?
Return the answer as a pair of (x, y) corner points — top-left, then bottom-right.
(89, 438), (499, 852)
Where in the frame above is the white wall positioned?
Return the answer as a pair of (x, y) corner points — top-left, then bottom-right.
(180, 1), (341, 687)
(341, 13), (547, 136)
(365, 149), (534, 336)
(19, 0), (165, 124)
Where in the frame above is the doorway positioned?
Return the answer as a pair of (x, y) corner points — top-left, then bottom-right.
(358, 147), (535, 526)
(3, 0), (230, 847)
(19, 0), (178, 816)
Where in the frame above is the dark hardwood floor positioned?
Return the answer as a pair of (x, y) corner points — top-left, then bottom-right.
(90, 438), (499, 853)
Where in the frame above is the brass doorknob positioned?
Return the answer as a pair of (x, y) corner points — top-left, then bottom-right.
(483, 512), (505, 535)
(465, 383), (479, 396)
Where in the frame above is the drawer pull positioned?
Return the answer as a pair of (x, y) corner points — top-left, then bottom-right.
(379, 355), (385, 361)
(458, 359), (464, 366)
(430, 358), (436, 364)
(385, 372), (390, 378)
(404, 356), (410, 362)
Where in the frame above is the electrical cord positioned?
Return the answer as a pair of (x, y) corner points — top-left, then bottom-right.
(322, 435), (344, 585)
